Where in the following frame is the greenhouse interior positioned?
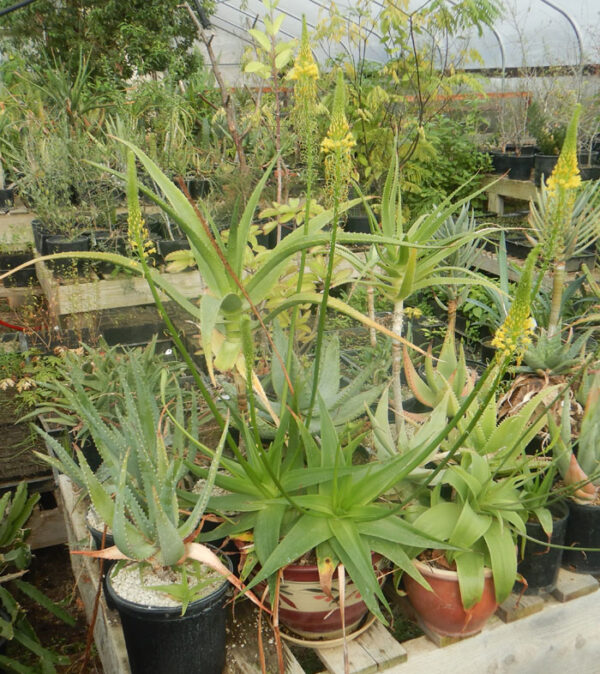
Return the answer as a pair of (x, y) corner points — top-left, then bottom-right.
(1, 0), (600, 672)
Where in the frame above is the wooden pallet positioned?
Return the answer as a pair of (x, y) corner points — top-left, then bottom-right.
(35, 258), (205, 319)
(57, 469), (600, 674)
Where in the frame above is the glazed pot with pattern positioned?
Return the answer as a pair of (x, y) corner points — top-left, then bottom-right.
(267, 556), (386, 640)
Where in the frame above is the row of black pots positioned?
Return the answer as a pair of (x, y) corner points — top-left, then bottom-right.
(31, 221), (91, 275)
(488, 151), (600, 185)
(33, 220), (194, 277)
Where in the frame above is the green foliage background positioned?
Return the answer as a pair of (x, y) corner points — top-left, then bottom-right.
(0, 0), (214, 82)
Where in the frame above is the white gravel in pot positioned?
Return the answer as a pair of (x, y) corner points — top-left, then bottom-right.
(109, 562), (225, 608)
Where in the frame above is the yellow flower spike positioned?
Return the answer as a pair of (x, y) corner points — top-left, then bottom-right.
(290, 16), (319, 180)
(322, 69), (355, 206)
(126, 151), (155, 263)
(545, 105), (581, 195)
(492, 251), (537, 365)
(539, 105), (582, 269)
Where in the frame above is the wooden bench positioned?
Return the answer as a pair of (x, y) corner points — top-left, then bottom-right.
(483, 176), (539, 215)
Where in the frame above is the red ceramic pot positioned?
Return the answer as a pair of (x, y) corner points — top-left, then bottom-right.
(404, 559), (497, 637)
(264, 556), (386, 640)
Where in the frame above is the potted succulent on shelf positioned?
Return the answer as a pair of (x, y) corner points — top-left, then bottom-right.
(402, 451), (528, 637)
(35, 362), (261, 674)
(184, 397), (449, 641)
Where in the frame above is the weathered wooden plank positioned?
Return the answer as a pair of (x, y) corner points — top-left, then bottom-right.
(36, 257), (205, 317)
(402, 592), (600, 672)
(482, 175), (538, 201)
(28, 500), (67, 549)
(496, 593), (545, 623)
(57, 475), (132, 674)
(552, 568), (599, 602)
(316, 638), (378, 674)
(314, 622), (406, 674)
(354, 621), (407, 669)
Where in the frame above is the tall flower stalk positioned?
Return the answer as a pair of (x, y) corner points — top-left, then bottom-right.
(534, 105), (581, 336)
(282, 16), (320, 417)
(308, 69), (355, 422)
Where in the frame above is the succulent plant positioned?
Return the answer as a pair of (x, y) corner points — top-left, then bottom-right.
(403, 329), (476, 417)
(35, 360), (261, 611)
(520, 329), (591, 375)
(223, 324), (385, 437)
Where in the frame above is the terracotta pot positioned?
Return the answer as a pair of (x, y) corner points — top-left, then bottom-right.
(404, 559), (497, 637)
(264, 556), (386, 640)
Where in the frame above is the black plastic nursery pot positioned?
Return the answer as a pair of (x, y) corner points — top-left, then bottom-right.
(45, 234), (90, 276)
(562, 499), (600, 574)
(0, 188), (14, 210)
(580, 166), (600, 181)
(0, 252), (37, 287)
(158, 238), (191, 258)
(31, 219), (51, 256)
(344, 214), (371, 234)
(91, 230), (129, 276)
(516, 501), (569, 595)
(490, 152), (534, 181)
(105, 560), (231, 674)
(534, 154), (559, 186)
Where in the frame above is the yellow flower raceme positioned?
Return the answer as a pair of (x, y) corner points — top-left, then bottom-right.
(287, 61), (318, 81)
(128, 208), (156, 261)
(492, 249), (537, 365)
(539, 105), (581, 266)
(492, 315), (535, 364)
(290, 17), (319, 171)
(320, 132), (356, 154)
(322, 69), (355, 205)
(545, 105), (581, 197)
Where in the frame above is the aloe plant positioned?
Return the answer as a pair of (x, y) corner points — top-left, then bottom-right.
(402, 329), (476, 417)
(182, 398), (453, 624)
(520, 329), (591, 375)
(407, 451), (528, 609)
(336, 155), (497, 431)
(224, 324), (385, 437)
(34, 360), (258, 612)
(23, 336), (186, 443)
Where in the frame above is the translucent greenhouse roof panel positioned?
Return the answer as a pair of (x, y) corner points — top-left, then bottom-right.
(464, 0), (600, 70)
(208, 0), (600, 76)
(210, 0), (388, 67)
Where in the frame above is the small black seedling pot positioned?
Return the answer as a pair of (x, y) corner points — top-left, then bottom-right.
(516, 501), (569, 595)
(562, 499), (600, 574)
